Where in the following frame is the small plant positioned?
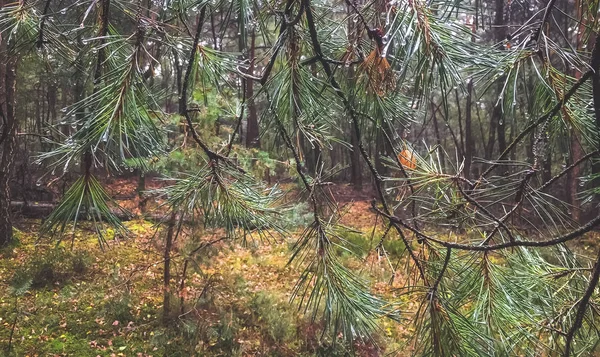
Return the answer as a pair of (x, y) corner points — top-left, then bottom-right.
(249, 291), (297, 345)
(281, 202), (315, 229)
(209, 310), (242, 355)
(333, 230), (372, 259)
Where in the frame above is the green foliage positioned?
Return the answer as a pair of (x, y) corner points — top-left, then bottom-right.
(249, 291), (297, 345)
(39, 176), (128, 244)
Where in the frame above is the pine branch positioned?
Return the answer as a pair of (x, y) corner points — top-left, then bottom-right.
(563, 248), (600, 356)
(372, 202), (600, 252)
(479, 69), (593, 180)
(303, 0), (427, 283)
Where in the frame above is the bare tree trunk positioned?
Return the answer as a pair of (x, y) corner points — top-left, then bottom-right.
(489, 0), (506, 158)
(0, 14), (18, 246)
(163, 211), (176, 322)
(464, 80), (474, 180)
(245, 31), (259, 148)
(431, 100), (445, 171)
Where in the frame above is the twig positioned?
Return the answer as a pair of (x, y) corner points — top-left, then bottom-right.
(563, 248), (600, 356)
(479, 70), (593, 180)
(372, 203), (600, 252)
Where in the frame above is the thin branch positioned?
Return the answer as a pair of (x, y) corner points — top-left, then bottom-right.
(538, 150), (599, 191)
(259, 0), (303, 85)
(429, 247), (451, 299)
(563, 248), (600, 356)
(372, 203), (600, 252)
(479, 70), (593, 179)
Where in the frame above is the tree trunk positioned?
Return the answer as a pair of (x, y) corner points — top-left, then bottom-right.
(346, 2), (362, 189)
(464, 80), (474, 180)
(567, 134), (583, 222)
(350, 120), (362, 188)
(245, 31), (260, 148)
(489, 0), (506, 159)
(0, 19), (18, 246)
(431, 100), (445, 171)
(589, 32), (600, 202)
(163, 211), (177, 322)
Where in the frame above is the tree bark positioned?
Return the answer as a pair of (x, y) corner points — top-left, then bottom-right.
(464, 80), (474, 180)
(162, 211), (176, 322)
(0, 14), (18, 246)
(245, 31), (260, 148)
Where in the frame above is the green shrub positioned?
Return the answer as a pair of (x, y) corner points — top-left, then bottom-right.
(209, 310), (242, 355)
(249, 291), (297, 345)
(281, 202), (314, 228)
(335, 230), (372, 258)
(381, 236), (405, 258)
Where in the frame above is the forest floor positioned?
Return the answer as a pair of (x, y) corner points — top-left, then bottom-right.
(0, 180), (415, 357)
(4, 178), (600, 356)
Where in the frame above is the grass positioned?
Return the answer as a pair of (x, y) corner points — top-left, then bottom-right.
(0, 218), (411, 356)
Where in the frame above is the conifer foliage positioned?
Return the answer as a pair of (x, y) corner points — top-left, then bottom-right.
(2, 0), (600, 355)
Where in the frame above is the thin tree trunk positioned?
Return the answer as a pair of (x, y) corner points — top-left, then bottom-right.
(589, 31), (600, 202)
(568, 5), (586, 222)
(454, 88), (465, 156)
(163, 211), (176, 322)
(431, 101), (445, 171)
(346, 1), (362, 189)
(245, 31), (259, 148)
(489, 0), (506, 159)
(464, 80), (474, 180)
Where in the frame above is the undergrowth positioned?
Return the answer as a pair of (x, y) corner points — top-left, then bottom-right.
(0, 219), (406, 356)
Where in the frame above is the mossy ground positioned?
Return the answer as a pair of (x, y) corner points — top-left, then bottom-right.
(0, 204), (413, 357)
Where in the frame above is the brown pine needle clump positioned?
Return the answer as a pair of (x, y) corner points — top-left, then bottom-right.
(360, 35), (396, 96)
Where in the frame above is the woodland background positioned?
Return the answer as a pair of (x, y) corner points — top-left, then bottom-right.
(2, 0), (600, 355)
